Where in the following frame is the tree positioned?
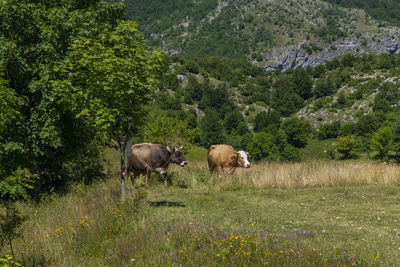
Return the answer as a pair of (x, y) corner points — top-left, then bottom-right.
(271, 75), (304, 116)
(292, 67), (313, 100)
(200, 108), (226, 148)
(313, 75), (336, 98)
(391, 116), (400, 158)
(355, 113), (381, 136)
(53, 21), (163, 198)
(335, 135), (355, 159)
(0, 0), (126, 195)
(143, 116), (200, 147)
(317, 121), (341, 140)
(281, 117), (309, 148)
(224, 109), (244, 131)
(370, 126), (393, 161)
(1, 168), (36, 261)
(246, 132), (278, 161)
(254, 109), (280, 132)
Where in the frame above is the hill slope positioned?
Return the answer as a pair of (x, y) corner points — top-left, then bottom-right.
(126, 0), (400, 69)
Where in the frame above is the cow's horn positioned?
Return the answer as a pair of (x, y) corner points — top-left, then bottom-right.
(179, 146), (183, 150)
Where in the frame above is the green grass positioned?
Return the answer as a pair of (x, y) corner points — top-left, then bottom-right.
(301, 138), (337, 160)
(2, 158), (400, 266)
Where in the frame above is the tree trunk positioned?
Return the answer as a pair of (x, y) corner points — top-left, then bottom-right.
(8, 236), (15, 262)
(120, 147), (126, 200)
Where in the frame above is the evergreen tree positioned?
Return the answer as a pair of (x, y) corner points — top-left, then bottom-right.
(200, 108), (226, 147)
(292, 67), (313, 100)
(281, 117), (309, 148)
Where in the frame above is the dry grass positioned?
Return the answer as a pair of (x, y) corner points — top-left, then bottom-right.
(170, 160), (400, 189)
(2, 160), (400, 266)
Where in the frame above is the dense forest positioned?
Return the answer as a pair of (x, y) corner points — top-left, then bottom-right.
(323, 0), (400, 26)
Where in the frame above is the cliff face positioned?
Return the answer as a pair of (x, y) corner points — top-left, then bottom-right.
(262, 30), (400, 71)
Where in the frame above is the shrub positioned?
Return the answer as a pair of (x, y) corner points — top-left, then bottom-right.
(281, 118), (309, 148)
(370, 126), (393, 161)
(335, 136), (355, 159)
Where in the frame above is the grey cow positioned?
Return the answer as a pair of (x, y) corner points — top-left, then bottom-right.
(126, 143), (187, 186)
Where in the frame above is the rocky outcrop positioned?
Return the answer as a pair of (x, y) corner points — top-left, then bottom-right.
(262, 30), (400, 71)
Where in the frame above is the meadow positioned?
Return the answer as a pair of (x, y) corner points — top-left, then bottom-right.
(1, 149), (400, 266)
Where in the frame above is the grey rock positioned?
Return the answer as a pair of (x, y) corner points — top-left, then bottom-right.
(262, 30), (400, 71)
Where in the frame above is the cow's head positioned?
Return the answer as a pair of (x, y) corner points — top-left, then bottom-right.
(234, 151), (251, 168)
(167, 146), (188, 167)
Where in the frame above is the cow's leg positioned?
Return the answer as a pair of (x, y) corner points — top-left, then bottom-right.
(130, 170), (140, 188)
(227, 168), (235, 175)
(219, 164), (225, 173)
(146, 169), (151, 187)
(164, 174), (168, 187)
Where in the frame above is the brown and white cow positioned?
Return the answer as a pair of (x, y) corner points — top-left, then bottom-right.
(127, 143), (187, 186)
(207, 144), (251, 174)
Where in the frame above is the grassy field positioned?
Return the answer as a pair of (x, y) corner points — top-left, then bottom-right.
(2, 154), (400, 266)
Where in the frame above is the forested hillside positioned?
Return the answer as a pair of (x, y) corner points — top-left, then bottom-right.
(138, 52), (400, 162)
(126, 0), (399, 64)
(323, 0), (400, 26)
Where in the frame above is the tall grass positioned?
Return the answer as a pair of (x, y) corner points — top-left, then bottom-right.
(169, 160), (400, 189)
(2, 160), (400, 266)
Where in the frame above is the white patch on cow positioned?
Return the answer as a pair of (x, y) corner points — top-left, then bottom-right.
(180, 161), (188, 166)
(155, 167), (167, 174)
(238, 151), (251, 168)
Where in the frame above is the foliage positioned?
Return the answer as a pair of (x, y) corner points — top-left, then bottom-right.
(0, 0), (126, 195)
(317, 121), (341, 140)
(246, 132), (278, 161)
(335, 136), (355, 159)
(281, 117), (309, 148)
(355, 114), (381, 137)
(373, 82), (400, 113)
(271, 75), (304, 117)
(224, 110), (244, 131)
(292, 67), (313, 100)
(323, 0), (400, 26)
(0, 168), (36, 261)
(280, 144), (301, 162)
(390, 116), (400, 157)
(199, 83), (232, 111)
(0, 256), (23, 267)
(313, 75), (337, 98)
(370, 126), (393, 161)
(53, 20), (163, 197)
(54, 21), (163, 147)
(143, 117), (200, 147)
(199, 108), (226, 148)
(254, 110), (280, 132)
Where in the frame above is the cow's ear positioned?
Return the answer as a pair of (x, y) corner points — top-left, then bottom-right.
(179, 146), (184, 150)
(231, 153), (239, 161)
(247, 153), (251, 159)
(167, 146), (173, 154)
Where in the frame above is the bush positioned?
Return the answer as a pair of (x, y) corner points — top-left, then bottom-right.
(280, 144), (301, 162)
(317, 122), (341, 140)
(370, 126), (393, 161)
(281, 118), (309, 148)
(335, 136), (355, 159)
(246, 132), (278, 161)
